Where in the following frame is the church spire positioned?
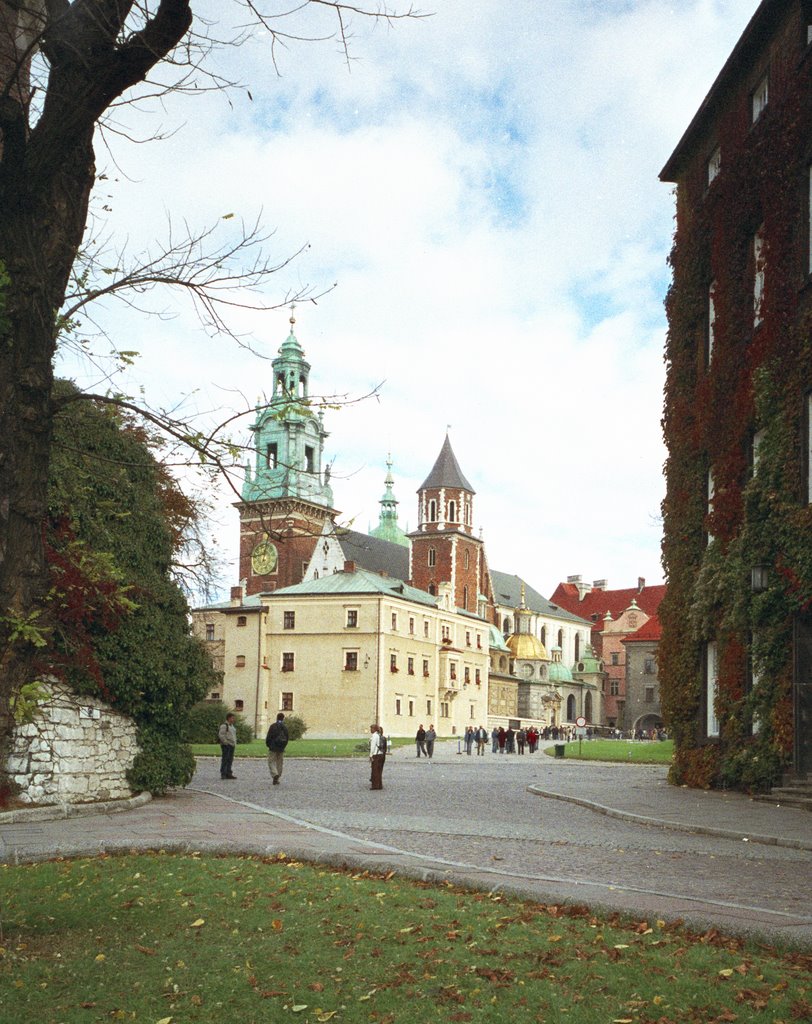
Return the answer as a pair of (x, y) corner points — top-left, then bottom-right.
(370, 454), (409, 547)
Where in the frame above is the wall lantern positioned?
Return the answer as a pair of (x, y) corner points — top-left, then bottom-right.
(750, 564), (770, 593)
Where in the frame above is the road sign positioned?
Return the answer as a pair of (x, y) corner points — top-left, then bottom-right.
(575, 716), (586, 728)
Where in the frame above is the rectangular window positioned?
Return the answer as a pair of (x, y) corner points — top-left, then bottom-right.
(475, 668), (481, 685)
(395, 698), (402, 716)
(391, 612), (398, 631)
(611, 652), (619, 666)
(234, 699), (244, 711)
(470, 704), (476, 720)
(236, 654), (246, 668)
(644, 657), (656, 675)
(390, 653), (398, 673)
(706, 144), (721, 186)
(465, 631), (471, 647)
(282, 652), (294, 672)
(428, 547), (436, 567)
(753, 227), (765, 326)
(423, 659), (430, 677)
(706, 641), (719, 737)
(645, 687), (655, 704)
(464, 666), (470, 684)
(344, 651), (358, 672)
(409, 617), (415, 634)
(751, 72), (769, 123)
(706, 281), (716, 365)
(236, 615), (247, 627)
(440, 702), (449, 718)
(346, 609), (358, 628)
(427, 699), (432, 716)
(424, 620), (430, 638)
(304, 445), (315, 473)
(450, 662), (457, 680)
(283, 610), (295, 630)
(408, 699), (414, 717)
(281, 692), (294, 711)
(205, 623), (215, 641)
(476, 633), (482, 649)
(610, 678), (620, 696)
(267, 442), (278, 468)
(407, 656), (415, 676)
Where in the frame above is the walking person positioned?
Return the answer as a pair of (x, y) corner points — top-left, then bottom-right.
(265, 712), (289, 786)
(498, 726), (506, 753)
(464, 726), (475, 755)
(370, 723), (384, 789)
(425, 724), (436, 760)
(491, 726), (499, 753)
(218, 713), (237, 779)
(415, 724), (427, 757)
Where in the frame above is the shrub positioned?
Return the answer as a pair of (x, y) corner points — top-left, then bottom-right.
(127, 728), (196, 796)
(182, 700), (253, 744)
(282, 714), (308, 741)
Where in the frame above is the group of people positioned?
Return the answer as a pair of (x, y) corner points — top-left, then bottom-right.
(218, 711), (289, 785)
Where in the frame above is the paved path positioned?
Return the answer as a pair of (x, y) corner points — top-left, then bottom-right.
(2, 742), (811, 945)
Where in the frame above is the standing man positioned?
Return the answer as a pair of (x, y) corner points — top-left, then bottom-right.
(425, 724), (436, 760)
(415, 724), (427, 758)
(265, 712), (289, 786)
(476, 725), (487, 756)
(218, 713), (237, 780)
(370, 723), (384, 789)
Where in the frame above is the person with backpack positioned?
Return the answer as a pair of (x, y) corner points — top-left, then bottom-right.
(265, 712), (289, 786)
(369, 723), (384, 790)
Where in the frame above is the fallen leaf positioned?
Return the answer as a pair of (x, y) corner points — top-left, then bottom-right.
(292, 1005), (308, 1012)
(719, 968), (734, 978)
(272, 919), (284, 931)
(190, 919), (205, 928)
(94, 953), (105, 962)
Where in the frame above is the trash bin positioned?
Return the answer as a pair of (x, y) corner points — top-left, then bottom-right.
(554, 744), (566, 759)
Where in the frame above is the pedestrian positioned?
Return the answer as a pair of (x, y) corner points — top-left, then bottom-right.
(415, 724), (427, 757)
(370, 723), (384, 789)
(498, 726), (506, 753)
(425, 724), (436, 759)
(506, 726), (515, 753)
(527, 726), (538, 753)
(517, 728), (526, 754)
(491, 726), (499, 753)
(464, 726), (475, 755)
(476, 725), (487, 756)
(218, 712), (237, 779)
(265, 712), (289, 786)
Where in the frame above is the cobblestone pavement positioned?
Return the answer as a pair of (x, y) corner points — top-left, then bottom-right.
(3, 743), (811, 944)
(185, 745), (812, 943)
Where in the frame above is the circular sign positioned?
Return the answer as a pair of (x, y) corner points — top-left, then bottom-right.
(251, 539), (278, 575)
(575, 716), (587, 728)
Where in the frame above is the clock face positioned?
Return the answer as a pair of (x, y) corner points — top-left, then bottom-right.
(251, 539), (278, 575)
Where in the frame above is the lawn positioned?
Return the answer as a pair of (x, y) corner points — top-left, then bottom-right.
(191, 737), (418, 758)
(1, 853), (809, 1024)
(544, 738), (675, 765)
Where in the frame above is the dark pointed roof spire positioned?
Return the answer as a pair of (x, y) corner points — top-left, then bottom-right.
(419, 434), (475, 493)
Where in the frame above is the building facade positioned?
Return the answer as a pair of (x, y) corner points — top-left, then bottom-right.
(659, 0), (812, 787)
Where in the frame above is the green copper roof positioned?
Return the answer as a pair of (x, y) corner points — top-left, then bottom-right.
(370, 454), (409, 548)
(272, 567), (437, 606)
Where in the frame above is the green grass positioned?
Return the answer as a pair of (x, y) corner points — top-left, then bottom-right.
(191, 737), (418, 758)
(545, 738), (675, 764)
(1, 853), (809, 1024)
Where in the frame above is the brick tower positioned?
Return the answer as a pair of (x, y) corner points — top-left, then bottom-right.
(238, 316), (337, 594)
(409, 435), (494, 617)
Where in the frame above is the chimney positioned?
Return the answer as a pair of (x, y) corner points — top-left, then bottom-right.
(638, 576), (646, 592)
(230, 585), (243, 607)
(567, 574), (582, 584)
(592, 579), (607, 591)
(343, 560), (356, 573)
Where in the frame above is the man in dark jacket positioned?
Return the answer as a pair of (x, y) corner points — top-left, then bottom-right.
(266, 712), (289, 786)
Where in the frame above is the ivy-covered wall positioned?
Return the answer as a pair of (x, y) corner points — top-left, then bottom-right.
(660, 1), (812, 790)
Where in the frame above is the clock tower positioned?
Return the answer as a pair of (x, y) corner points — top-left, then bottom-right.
(238, 316), (337, 594)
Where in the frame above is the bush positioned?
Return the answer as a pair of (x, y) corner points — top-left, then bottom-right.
(182, 700), (253, 744)
(127, 728), (196, 796)
(282, 714), (308, 741)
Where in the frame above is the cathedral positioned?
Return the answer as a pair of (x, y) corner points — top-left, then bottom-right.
(193, 319), (601, 738)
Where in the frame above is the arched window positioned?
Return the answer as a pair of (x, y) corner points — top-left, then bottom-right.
(448, 499), (456, 522)
(502, 616), (512, 635)
(566, 695), (576, 720)
(429, 499), (437, 522)
(464, 549), (470, 570)
(584, 692), (593, 722)
(541, 625), (546, 646)
(463, 585), (469, 609)
(557, 629), (563, 649)
(428, 547), (436, 567)
(574, 633), (581, 661)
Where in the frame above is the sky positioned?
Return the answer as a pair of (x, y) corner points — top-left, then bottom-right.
(56, 0), (761, 601)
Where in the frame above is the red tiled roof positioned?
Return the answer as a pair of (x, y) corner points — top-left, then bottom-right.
(622, 613), (662, 643)
(549, 582), (666, 624)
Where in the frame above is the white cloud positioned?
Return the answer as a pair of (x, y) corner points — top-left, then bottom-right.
(56, 0), (758, 600)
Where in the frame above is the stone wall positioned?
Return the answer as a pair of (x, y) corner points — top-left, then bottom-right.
(4, 684), (140, 805)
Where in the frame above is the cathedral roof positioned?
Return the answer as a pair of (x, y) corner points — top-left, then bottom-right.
(337, 529), (410, 579)
(272, 566), (437, 605)
(549, 580), (666, 624)
(505, 632), (548, 661)
(491, 572), (592, 626)
(419, 435), (474, 493)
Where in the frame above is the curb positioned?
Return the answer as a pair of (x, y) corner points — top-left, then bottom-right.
(527, 785), (812, 851)
(0, 790), (151, 825)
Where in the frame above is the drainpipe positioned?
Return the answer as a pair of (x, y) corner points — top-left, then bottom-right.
(254, 603), (264, 737)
